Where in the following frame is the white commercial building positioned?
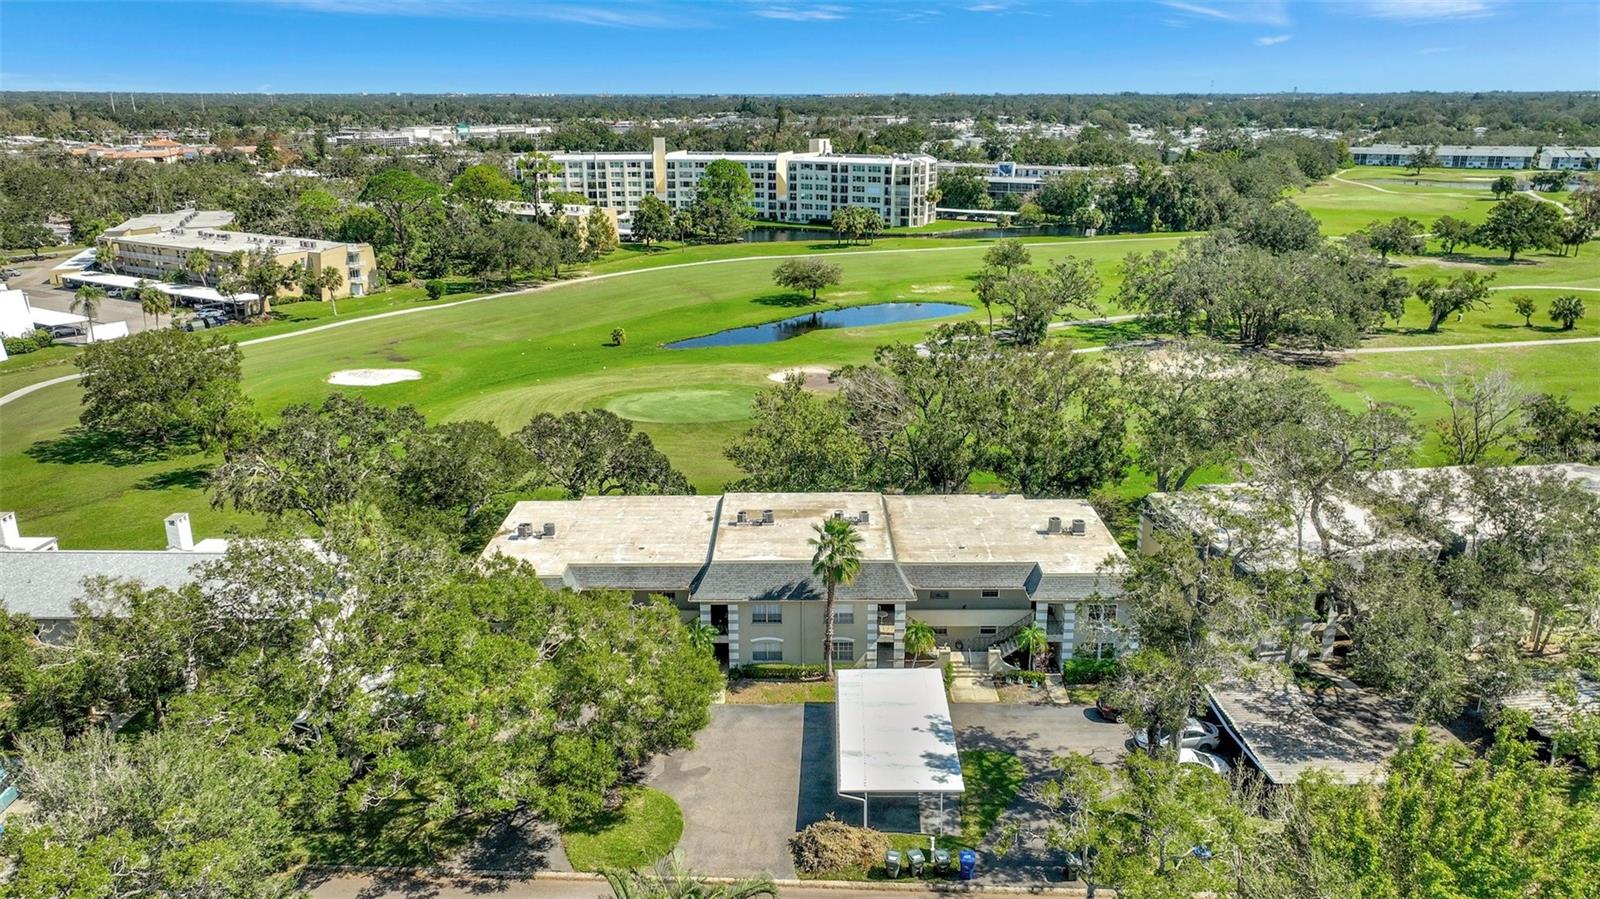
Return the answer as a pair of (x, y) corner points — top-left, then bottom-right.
(543, 137), (938, 228)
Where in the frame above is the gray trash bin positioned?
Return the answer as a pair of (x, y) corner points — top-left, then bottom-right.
(884, 849), (902, 878)
(907, 848), (926, 876)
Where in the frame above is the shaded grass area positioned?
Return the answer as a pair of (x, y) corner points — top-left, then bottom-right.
(297, 799), (488, 868)
(562, 787), (684, 872)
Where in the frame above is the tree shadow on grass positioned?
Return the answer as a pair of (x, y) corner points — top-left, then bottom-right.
(1060, 319), (1160, 345)
(24, 427), (172, 468)
(752, 291), (824, 308)
(135, 465), (212, 491)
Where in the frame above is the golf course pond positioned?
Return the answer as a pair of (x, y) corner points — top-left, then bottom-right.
(664, 301), (970, 349)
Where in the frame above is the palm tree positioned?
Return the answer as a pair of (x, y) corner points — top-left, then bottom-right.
(603, 853), (775, 899)
(317, 265), (344, 316)
(96, 240), (118, 274)
(905, 618), (937, 666)
(809, 516), (863, 677)
(139, 284), (172, 329)
(1015, 622), (1048, 672)
(133, 279), (152, 326)
(71, 285), (107, 342)
(184, 247), (211, 287)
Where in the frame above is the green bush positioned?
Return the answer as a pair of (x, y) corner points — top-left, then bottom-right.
(2, 327), (53, 356)
(425, 279), (446, 300)
(1061, 657), (1120, 684)
(731, 663), (828, 680)
(1014, 669), (1048, 685)
(943, 661), (954, 691)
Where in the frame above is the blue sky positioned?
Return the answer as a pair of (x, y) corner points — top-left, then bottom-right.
(1, 1), (1596, 94)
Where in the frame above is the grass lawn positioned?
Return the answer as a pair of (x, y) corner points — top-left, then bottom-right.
(562, 787), (684, 872)
(723, 679), (835, 704)
(958, 749), (1025, 848)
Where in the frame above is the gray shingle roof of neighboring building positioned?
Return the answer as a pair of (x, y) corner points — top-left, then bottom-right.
(897, 562), (1041, 591)
(1031, 573), (1115, 601)
(692, 560), (915, 603)
(1, 551), (225, 620)
(564, 563), (703, 593)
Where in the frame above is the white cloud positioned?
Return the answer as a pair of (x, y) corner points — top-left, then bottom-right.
(753, 4), (848, 21)
(249, 0), (675, 28)
(1158, 1), (1290, 27)
(1254, 33), (1292, 45)
(1356, 0), (1496, 20)
(966, 2), (1009, 11)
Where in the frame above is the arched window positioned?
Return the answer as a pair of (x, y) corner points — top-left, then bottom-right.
(750, 637), (783, 662)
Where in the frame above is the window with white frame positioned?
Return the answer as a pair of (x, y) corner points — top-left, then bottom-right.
(833, 604), (855, 625)
(751, 603), (783, 624)
(750, 638), (783, 662)
(830, 639), (854, 663)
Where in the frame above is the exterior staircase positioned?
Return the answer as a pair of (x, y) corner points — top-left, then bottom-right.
(979, 612), (1039, 659)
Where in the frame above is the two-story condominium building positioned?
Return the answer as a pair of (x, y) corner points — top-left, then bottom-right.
(93, 209), (378, 299)
(1538, 146), (1600, 171)
(1349, 144), (1537, 169)
(481, 492), (1126, 669)
(544, 138), (938, 228)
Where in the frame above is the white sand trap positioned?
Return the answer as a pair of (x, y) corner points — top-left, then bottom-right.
(327, 368), (422, 386)
(768, 365), (837, 392)
(909, 284), (954, 294)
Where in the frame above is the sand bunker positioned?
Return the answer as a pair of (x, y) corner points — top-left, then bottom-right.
(909, 284), (955, 294)
(767, 365), (837, 392)
(327, 368), (422, 386)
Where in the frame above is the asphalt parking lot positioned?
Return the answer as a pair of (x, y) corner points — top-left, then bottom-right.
(3, 253), (153, 335)
(648, 702), (1130, 882)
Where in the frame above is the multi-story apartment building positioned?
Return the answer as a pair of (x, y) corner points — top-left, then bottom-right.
(543, 138), (938, 228)
(482, 492), (1127, 669)
(93, 209), (378, 299)
(1349, 144), (1537, 169)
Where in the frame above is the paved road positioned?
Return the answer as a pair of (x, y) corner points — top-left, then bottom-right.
(303, 871), (1097, 899)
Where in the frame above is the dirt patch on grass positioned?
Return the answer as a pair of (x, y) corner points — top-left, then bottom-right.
(766, 365), (837, 393)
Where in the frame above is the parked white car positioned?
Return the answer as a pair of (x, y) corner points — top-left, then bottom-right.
(1179, 748), (1232, 776)
(1132, 718), (1221, 751)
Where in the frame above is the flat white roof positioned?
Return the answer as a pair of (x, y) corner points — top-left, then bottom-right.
(29, 308), (89, 327)
(60, 272), (259, 303)
(836, 668), (964, 795)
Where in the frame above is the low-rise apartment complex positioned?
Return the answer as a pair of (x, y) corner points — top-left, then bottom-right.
(1539, 146), (1600, 171)
(92, 209), (378, 299)
(1350, 144), (1537, 169)
(543, 137), (938, 228)
(481, 492), (1126, 669)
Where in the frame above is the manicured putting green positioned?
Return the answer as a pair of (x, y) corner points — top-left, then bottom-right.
(604, 386), (759, 423)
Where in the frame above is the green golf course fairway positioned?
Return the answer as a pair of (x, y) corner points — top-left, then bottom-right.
(605, 387), (762, 423)
(2, 172), (1596, 548)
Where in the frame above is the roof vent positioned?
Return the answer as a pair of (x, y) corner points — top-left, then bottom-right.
(736, 510), (749, 525)
(832, 509), (845, 519)
(542, 522), (556, 538)
(1047, 516), (1062, 535)
(858, 510), (870, 525)
(515, 522), (532, 539)
(1070, 518), (1086, 536)
(762, 509), (775, 524)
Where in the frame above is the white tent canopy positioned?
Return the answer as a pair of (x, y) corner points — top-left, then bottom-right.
(836, 668), (964, 803)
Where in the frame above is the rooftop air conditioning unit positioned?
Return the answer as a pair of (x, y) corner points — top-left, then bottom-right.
(832, 510), (845, 519)
(1047, 516), (1062, 534)
(736, 510), (749, 525)
(515, 522), (533, 539)
(859, 510), (870, 525)
(1070, 519), (1086, 536)
(542, 522), (556, 538)
(762, 509), (775, 524)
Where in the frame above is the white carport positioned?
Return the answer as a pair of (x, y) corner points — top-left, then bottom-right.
(835, 667), (964, 828)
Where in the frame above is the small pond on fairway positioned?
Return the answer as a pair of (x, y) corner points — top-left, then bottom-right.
(664, 302), (970, 349)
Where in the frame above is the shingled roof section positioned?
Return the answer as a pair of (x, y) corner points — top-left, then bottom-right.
(897, 562), (1041, 591)
(564, 563), (703, 593)
(2, 551), (226, 620)
(692, 560), (914, 603)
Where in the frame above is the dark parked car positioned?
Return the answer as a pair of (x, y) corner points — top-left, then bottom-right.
(1095, 694), (1121, 722)
(183, 311), (229, 331)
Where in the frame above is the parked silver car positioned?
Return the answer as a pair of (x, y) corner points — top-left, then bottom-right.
(1132, 718), (1221, 751)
